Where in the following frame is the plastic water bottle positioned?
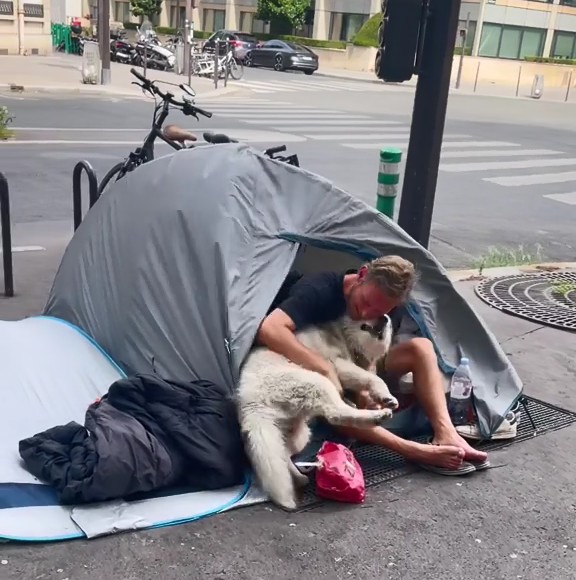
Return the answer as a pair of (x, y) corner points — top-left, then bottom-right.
(449, 357), (473, 425)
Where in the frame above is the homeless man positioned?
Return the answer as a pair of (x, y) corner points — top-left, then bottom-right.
(255, 255), (489, 476)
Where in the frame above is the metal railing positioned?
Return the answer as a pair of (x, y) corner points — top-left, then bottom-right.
(0, 172), (14, 297)
(72, 160), (99, 231)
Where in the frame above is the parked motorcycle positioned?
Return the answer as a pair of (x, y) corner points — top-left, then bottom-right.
(110, 38), (136, 65)
(133, 41), (176, 71)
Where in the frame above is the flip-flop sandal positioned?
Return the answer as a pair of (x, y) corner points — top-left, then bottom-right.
(417, 460), (477, 476)
(469, 457), (491, 471)
(416, 438), (477, 476)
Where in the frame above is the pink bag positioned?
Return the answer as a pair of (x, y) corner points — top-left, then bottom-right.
(315, 442), (366, 504)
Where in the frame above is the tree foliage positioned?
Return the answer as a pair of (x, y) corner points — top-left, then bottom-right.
(129, 0), (163, 19)
(256, 0), (311, 28)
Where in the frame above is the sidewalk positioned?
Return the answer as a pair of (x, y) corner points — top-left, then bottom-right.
(1, 222), (575, 578)
(0, 54), (240, 99)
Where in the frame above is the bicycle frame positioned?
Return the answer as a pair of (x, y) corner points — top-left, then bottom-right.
(121, 98), (186, 172)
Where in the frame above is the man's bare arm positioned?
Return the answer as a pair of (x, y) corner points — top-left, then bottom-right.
(256, 309), (342, 390)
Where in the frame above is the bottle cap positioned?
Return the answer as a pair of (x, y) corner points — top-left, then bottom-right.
(461, 357), (469, 365)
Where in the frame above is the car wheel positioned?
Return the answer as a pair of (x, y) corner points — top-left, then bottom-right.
(245, 53), (253, 67)
(304, 70), (314, 75)
(273, 55), (284, 72)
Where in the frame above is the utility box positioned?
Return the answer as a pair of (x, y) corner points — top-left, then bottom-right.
(81, 41), (101, 85)
(530, 74), (544, 99)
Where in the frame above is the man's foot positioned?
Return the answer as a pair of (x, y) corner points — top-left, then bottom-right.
(432, 431), (488, 464)
(404, 440), (466, 470)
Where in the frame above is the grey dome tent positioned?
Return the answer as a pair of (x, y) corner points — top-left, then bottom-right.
(45, 142), (522, 439)
(0, 142), (524, 541)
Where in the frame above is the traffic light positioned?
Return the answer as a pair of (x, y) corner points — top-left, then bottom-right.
(375, 0), (428, 83)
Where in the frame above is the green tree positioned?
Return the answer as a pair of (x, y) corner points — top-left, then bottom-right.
(129, 0), (163, 20)
(256, 0), (311, 29)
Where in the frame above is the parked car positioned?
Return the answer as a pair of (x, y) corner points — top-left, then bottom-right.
(244, 39), (319, 75)
(202, 30), (259, 61)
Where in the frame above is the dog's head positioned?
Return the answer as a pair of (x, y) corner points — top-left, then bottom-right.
(341, 314), (393, 363)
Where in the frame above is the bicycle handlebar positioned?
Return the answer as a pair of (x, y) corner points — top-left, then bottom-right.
(130, 68), (213, 119)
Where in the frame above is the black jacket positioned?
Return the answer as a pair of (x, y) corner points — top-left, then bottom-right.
(19, 374), (247, 504)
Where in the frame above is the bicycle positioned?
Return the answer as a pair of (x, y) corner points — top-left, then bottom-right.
(97, 68), (213, 195)
(98, 68), (299, 195)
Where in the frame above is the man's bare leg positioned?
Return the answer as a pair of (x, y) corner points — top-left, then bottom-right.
(382, 337), (487, 463)
(337, 337), (488, 468)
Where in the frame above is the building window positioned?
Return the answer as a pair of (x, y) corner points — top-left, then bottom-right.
(203, 8), (225, 32)
(240, 11), (253, 33)
(478, 23), (545, 60)
(329, 12), (368, 42)
(552, 31), (576, 59)
(170, 5), (186, 29)
(114, 1), (131, 23)
(559, 0), (576, 6)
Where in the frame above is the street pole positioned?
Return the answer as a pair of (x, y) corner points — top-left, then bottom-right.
(183, 0), (192, 80)
(455, 11), (469, 89)
(100, 0), (111, 84)
(397, 0), (462, 249)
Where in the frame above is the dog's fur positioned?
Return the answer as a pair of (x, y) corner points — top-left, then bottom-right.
(237, 314), (398, 511)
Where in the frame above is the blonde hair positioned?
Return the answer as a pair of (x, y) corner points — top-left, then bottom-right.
(364, 256), (417, 300)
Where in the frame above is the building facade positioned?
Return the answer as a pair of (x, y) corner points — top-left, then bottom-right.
(0, 0), (53, 55)
(461, 0), (576, 60)
(4, 0), (576, 59)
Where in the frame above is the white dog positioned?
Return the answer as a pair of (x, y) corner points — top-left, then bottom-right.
(237, 314), (398, 511)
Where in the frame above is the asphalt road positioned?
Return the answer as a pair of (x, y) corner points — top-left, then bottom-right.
(2, 67), (576, 268)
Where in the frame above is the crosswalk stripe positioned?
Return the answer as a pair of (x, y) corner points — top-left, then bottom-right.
(233, 80), (322, 92)
(206, 105), (329, 111)
(486, 171), (576, 186)
(269, 122), (404, 131)
(344, 140), (520, 150)
(305, 132), (408, 140)
(441, 148), (561, 159)
(219, 112), (369, 119)
(246, 119), (405, 126)
(441, 157), (576, 173)
(543, 192), (576, 205)
(306, 132), (469, 141)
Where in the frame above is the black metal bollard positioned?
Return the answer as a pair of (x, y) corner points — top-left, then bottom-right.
(72, 160), (99, 231)
(0, 172), (14, 297)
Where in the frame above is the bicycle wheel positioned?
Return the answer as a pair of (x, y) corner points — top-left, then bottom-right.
(228, 58), (244, 81)
(97, 162), (125, 195)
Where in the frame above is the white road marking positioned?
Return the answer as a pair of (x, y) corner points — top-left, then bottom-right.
(543, 192), (576, 205)
(345, 140), (521, 150)
(441, 157), (576, 173)
(230, 113), (370, 120)
(246, 119), (405, 126)
(441, 148), (562, 159)
(12, 127), (148, 132)
(0, 246), (46, 253)
(486, 171), (576, 186)
(306, 132), (470, 141)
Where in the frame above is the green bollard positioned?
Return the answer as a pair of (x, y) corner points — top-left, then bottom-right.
(377, 147), (402, 219)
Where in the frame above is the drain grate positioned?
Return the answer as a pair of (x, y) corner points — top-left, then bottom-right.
(475, 271), (576, 331)
(295, 395), (576, 511)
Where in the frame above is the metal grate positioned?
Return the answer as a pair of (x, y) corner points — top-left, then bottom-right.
(294, 395), (576, 511)
(0, 1), (13, 15)
(475, 271), (576, 332)
(22, 3), (43, 17)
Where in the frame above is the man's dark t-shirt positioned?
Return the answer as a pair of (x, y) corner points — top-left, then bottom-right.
(268, 270), (405, 333)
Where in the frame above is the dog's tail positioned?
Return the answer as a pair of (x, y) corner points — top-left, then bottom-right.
(242, 413), (297, 511)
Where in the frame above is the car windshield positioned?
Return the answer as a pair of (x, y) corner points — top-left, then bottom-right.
(236, 34), (257, 43)
(285, 42), (309, 52)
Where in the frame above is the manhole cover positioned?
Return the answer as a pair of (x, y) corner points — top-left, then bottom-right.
(475, 271), (576, 331)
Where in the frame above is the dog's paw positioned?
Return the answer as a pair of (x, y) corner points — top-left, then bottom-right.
(369, 379), (399, 410)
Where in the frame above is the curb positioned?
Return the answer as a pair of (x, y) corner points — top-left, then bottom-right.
(447, 262), (576, 282)
(0, 82), (242, 101)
